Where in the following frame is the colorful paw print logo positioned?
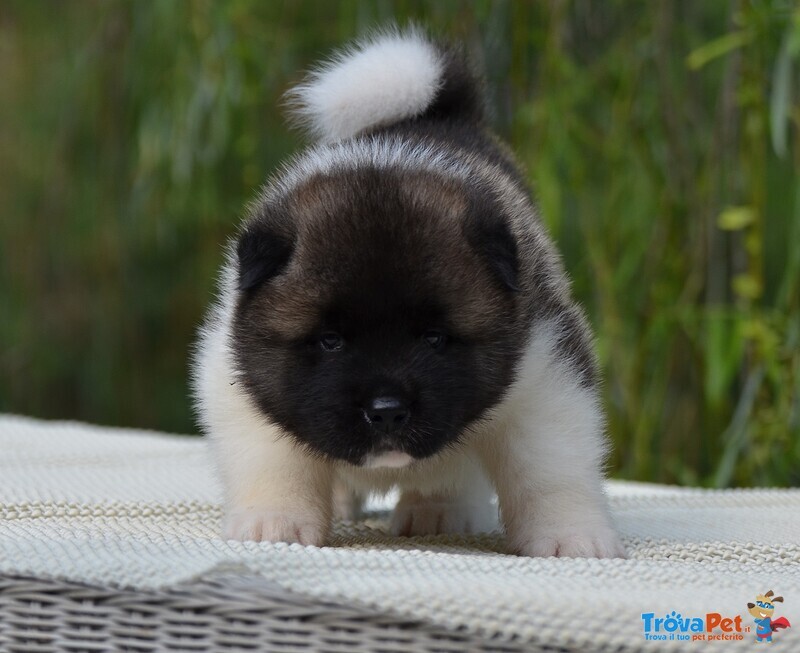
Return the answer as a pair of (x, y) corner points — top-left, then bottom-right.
(747, 590), (790, 643)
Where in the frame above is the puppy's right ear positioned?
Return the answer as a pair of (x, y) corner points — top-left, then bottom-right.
(236, 222), (294, 291)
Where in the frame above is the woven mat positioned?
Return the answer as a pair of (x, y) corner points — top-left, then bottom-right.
(1, 414), (798, 652)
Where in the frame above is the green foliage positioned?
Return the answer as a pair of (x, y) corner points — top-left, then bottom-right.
(1, 0), (798, 486)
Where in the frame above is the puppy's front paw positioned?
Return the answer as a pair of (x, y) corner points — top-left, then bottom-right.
(390, 491), (496, 536)
(223, 509), (328, 546)
(513, 524), (626, 559)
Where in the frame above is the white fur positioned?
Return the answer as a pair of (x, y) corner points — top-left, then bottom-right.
(266, 137), (471, 202)
(363, 451), (414, 469)
(287, 30), (443, 143)
(472, 321), (625, 558)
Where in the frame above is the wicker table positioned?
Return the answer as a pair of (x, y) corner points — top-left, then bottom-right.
(1, 415), (799, 652)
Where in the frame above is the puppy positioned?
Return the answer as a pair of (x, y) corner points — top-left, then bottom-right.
(193, 30), (625, 558)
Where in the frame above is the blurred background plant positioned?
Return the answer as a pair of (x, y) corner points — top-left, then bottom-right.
(1, 0), (798, 486)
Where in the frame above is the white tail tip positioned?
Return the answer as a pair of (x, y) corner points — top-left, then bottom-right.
(286, 29), (443, 143)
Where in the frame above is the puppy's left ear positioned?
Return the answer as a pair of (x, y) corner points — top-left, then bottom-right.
(466, 194), (520, 292)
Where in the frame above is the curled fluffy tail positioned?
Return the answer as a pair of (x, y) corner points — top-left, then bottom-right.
(286, 28), (483, 143)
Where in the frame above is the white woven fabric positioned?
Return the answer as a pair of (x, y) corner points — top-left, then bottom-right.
(1, 414), (798, 652)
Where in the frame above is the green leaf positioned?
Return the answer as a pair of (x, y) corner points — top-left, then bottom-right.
(686, 30), (753, 70)
(717, 206), (755, 231)
(704, 312), (743, 406)
(713, 366), (764, 488)
(770, 32), (793, 158)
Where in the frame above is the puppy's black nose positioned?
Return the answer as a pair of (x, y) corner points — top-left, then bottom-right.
(364, 396), (409, 433)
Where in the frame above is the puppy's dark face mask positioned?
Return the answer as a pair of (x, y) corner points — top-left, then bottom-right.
(231, 169), (523, 466)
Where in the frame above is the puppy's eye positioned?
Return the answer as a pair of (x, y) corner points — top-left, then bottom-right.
(423, 330), (447, 350)
(319, 332), (343, 352)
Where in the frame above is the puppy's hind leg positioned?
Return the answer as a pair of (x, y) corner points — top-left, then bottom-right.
(390, 457), (498, 536)
(332, 479), (364, 522)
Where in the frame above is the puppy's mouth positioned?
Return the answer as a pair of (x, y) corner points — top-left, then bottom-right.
(361, 450), (415, 469)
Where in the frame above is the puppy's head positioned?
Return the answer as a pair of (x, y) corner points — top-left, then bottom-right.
(232, 167), (523, 466)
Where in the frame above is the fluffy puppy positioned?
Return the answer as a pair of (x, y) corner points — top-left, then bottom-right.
(193, 30), (625, 558)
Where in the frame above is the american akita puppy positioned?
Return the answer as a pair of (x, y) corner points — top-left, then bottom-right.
(193, 30), (625, 558)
